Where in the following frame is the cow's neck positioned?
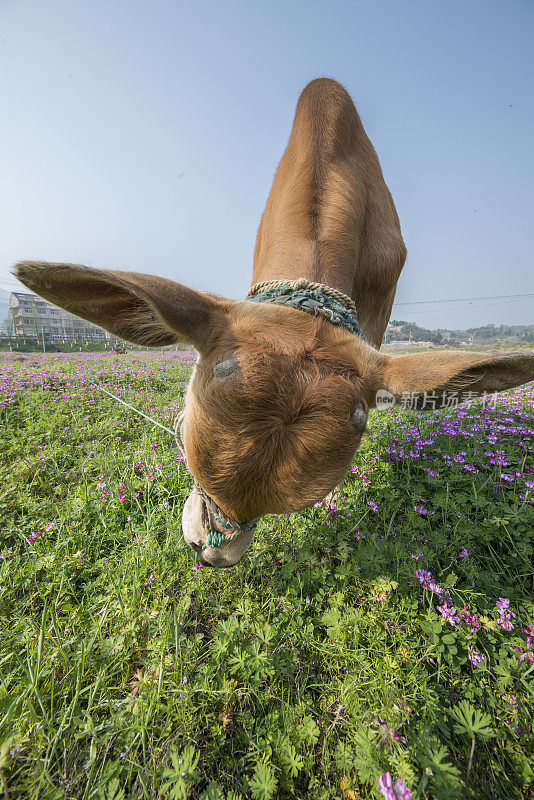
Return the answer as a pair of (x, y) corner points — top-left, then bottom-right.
(250, 251), (355, 299)
(250, 79), (406, 348)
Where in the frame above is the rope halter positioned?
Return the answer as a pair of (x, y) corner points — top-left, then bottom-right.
(174, 411), (260, 549)
(246, 278), (365, 339)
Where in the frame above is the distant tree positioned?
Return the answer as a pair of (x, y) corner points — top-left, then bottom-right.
(1, 313), (13, 336)
(389, 321), (443, 344)
(387, 320), (529, 346)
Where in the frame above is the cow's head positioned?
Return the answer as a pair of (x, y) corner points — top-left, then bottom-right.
(14, 262), (534, 566)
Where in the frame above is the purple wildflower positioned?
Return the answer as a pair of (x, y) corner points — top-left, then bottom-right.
(524, 623), (534, 648)
(413, 504), (428, 516)
(513, 646), (534, 664)
(460, 607), (480, 629)
(496, 597), (510, 613)
(468, 645), (485, 667)
(142, 571), (154, 587)
(497, 611), (516, 631)
(414, 568), (442, 595)
(372, 717), (407, 751)
(437, 600), (460, 626)
(495, 598), (516, 631)
(377, 772), (412, 800)
(414, 568), (432, 584)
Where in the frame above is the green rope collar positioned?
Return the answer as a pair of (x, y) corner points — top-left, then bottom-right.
(246, 283), (365, 339)
(175, 413), (259, 549)
(192, 478), (259, 550)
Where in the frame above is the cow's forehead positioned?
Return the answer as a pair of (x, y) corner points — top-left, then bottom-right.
(181, 346), (366, 521)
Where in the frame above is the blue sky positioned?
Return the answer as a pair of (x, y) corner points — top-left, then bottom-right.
(1, 0), (532, 329)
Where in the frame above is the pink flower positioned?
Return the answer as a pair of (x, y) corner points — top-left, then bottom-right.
(372, 717), (407, 751)
(495, 600), (515, 631)
(496, 597), (510, 613)
(414, 568), (432, 584)
(458, 548), (471, 558)
(513, 645), (534, 665)
(512, 625), (534, 664)
(437, 601), (460, 626)
(377, 772), (412, 800)
(413, 505), (428, 516)
(460, 607), (480, 629)
(497, 611), (516, 631)
(414, 568), (442, 595)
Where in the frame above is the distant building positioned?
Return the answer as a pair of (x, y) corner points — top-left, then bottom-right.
(9, 292), (109, 340)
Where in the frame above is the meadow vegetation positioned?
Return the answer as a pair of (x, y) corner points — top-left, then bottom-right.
(0, 352), (533, 800)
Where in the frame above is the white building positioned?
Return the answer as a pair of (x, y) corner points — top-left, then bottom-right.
(9, 292), (109, 340)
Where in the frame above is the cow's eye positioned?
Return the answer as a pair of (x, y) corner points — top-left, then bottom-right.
(352, 401), (367, 431)
(213, 357), (238, 378)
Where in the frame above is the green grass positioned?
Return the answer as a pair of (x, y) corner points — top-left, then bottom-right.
(0, 353), (533, 800)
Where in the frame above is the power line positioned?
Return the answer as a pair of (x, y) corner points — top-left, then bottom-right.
(393, 292), (534, 307)
(399, 297), (534, 315)
(2, 277), (534, 311)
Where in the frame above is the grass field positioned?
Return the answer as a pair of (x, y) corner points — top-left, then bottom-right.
(1, 351), (533, 800)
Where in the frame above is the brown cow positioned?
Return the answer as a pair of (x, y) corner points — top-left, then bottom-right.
(14, 78), (534, 567)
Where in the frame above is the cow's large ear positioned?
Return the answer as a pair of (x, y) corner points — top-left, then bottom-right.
(14, 261), (232, 351)
(370, 349), (534, 407)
